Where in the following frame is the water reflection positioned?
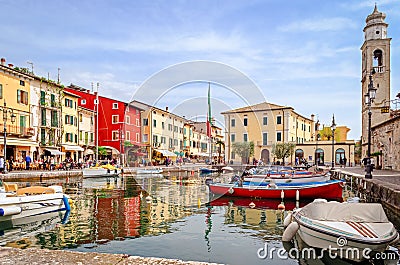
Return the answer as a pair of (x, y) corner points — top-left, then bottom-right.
(0, 173), (399, 265)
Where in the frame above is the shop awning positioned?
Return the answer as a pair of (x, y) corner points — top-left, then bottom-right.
(155, 149), (177, 157)
(45, 149), (65, 156)
(102, 146), (120, 155)
(84, 149), (94, 155)
(62, 145), (84, 151)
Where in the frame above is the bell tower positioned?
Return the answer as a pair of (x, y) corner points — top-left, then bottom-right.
(360, 4), (391, 156)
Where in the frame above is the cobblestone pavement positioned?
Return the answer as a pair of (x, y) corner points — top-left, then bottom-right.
(333, 166), (400, 188)
(0, 247), (222, 265)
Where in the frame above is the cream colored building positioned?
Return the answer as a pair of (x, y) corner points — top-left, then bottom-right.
(30, 76), (64, 162)
(131, 101), (186, 164)
(222, 102), (315, 164)
(78, 106), (95, 160)
(61, 91), (83, 161)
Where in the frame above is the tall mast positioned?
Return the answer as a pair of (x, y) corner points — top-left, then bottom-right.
(207, 83), (212, 164)
(96, 82), (99, 162)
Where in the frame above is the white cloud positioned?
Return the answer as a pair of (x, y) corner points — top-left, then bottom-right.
(278, 17), (357, 32)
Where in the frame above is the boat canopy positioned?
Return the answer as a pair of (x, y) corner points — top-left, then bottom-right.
(299, 201), (389, 223)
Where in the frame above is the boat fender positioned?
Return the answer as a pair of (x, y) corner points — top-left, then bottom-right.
(63, 195), (71, 211)
(145, 195), (152, 203)
(0, 206), (22, 216)
(283, 212), (292, 228)
(282, 222), (299, 242)
(249, 202), (255, 208)
(114, 169), (117, 174)
(107, 169), (111, 174)
(228, 187), (234, 194)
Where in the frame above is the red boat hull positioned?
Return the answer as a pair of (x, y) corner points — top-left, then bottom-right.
(208, 181), (343, 200)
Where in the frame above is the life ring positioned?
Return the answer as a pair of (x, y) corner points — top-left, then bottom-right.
(281, 174), (285, 178)
(267, 173), (270, 177)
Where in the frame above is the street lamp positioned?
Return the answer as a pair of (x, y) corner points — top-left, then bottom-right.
(1, 102), (16, 173)
(331, 114), (336, 169)
(364, 72), (377, 179)
(314, 119), (320, 170)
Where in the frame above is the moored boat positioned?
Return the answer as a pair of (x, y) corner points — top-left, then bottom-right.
(0, 183), (71, 222)
(243, 166), (328, 184)
(82, 164), (122, 178)
(135, 168), (163, 174)
(208, 180), (344, 200)
(283, 200), (400, 262)
(199, 167), (218, 174)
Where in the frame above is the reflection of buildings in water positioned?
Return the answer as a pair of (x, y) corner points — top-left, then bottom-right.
(222, 204), (286, 240)
(140, 178), (209, 235)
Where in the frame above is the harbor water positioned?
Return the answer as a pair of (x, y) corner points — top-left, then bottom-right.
(0, 171), (399, 265)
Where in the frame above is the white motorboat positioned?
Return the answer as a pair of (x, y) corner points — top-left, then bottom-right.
(283, 200), (399, 262)
(0, 183), (71, 222)
(135, 168), (163, 174)
(82, 164), (122, 178)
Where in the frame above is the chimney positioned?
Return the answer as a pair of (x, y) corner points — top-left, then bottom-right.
(0, 58), (5, 66)
(166, 106), (169, 112)
(8, 63), (13, 68)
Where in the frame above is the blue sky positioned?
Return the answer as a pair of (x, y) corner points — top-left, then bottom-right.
(1, 0), (400, 139)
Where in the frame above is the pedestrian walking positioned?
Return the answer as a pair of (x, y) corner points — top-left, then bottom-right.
(25, 154), (32, 170)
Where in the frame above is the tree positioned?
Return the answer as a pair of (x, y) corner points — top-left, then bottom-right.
(232, 141), (254, 164)
(98, 146), (108, 159)
(271, 142), (295, 165)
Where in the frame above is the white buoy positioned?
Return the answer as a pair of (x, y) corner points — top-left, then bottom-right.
(145, 195), (152, 203)
(296, 190), (300, 201)
(282, 222), (299, 242)
(283, 212), (292, 228)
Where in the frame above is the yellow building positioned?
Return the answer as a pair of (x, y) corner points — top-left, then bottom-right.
(0, 59), (36, 166)
(131, 101), (186, 164)
(222, 102), (314, 164)
(61, 91), (83, 161)
(296, 123), (356, 167)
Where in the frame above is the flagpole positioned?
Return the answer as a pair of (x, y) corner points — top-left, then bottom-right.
(208, 83), (212, 165)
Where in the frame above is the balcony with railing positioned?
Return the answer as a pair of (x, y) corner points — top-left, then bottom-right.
(3, 124), (35, 138)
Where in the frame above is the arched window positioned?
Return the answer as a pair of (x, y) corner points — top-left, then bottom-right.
(373, 49), (384, 73)
(315, 148), (324, 166)
(336, 148), (345, 165)
(295, 149), (304, 158)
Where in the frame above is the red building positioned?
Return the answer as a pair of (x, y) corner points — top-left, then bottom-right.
(65, 84), (143, 165)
